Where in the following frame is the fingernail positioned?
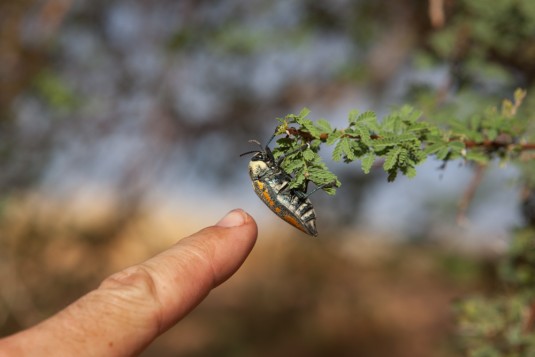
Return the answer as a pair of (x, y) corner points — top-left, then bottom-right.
(216, 209), (247, 228)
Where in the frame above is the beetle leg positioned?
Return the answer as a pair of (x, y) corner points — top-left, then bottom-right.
(303, 181), (337, 199)
(276, 143), (309, 167)
(276, 181), (290, 194)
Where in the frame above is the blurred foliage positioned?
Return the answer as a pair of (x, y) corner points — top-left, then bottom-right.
(418, 0), (535, 355)
(32, 70), (79, 111)
(428, 0), (535, 82)
(455, 295), (535, 357)
(456, 229), (535, 356)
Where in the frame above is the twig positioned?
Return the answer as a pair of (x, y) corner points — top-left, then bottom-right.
(523, 300), (535, 332)
(429, 0), (446, 28)
(457, 164), (486, 226)
(286, 127), (379, 142)
(285, 127), (535, 152)
(467, 141), (535, 151)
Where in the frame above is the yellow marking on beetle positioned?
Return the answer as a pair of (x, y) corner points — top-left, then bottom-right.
(254, 180), (276, 207)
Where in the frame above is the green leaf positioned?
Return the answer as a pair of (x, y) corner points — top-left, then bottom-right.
(348, 109), (360, 124)
(357, 111), (377, 121)
(298, 107), (311, 119)
(361, 153), (376, 174)
(465, 151), (489, 165)
(355, 124), (372, 145)
(448, 141), (466, 154)
(372, 136), (399, 148)
(403, 165), (417, 179)
(396, 133), (419, 142)
(398, 148), (408, 164)
(341, 137), (356, 161)
(411, 148), (427, 164)
(332, 139), (344, 162)
(288, 173), (306, 190)
(298, 118), (312, 130)
(316, 119), (332, 133)
(407, 122), (431, 134)
(281, 157), (304, 174)
(383, 147), (401, 171)
(399, 105), (422, 123)
(382, 113), (401, 131)
(436, 146), (450, 160)
(356, 111), (380, 131)
(326, 130), (342, 145)
(387, 170), (398, 182)
(300, 119), (323, 137)
(322, 187), (337, 196)
(424, 142), (447, 155)
(302, 148), (316, 161)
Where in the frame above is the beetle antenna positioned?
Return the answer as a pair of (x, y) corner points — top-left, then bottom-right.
(248, 139), (264, 150)
(265, 133), (276, 147)
(240, 139), (265, 157)
(239, 150), (260, 157)
(303, 181), (337, 199)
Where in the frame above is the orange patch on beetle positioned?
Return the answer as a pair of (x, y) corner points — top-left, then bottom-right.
(262, 190), (276, 207)
(254, 181), (276, 207)
(281, 214), (305, 232)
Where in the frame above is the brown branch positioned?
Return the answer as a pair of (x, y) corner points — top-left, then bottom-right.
(286, 127), (315, 141)
(457, 165), (487, 227)
(464, 140), (535, 151)
(285, 127), (535, 152)
(286, 127), (380, 142)
(429, 0), (446, 28)
(524, 300), (535, 333)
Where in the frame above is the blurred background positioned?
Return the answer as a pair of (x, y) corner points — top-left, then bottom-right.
(1, 0), (534, 355)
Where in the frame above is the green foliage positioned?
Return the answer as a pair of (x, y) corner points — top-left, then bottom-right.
(456, 228), (535, 356)
(271, 88), (531, 195)
(456, 294), (535, 357)
(429, 0), (535, 64)
(273, 112), (341, 195)
(500, 229), (535, 290)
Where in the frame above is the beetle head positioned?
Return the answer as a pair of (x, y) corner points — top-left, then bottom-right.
(240, 139), (275, 164)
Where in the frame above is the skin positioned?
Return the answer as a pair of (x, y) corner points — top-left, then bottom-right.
(0, 209), (258, 357)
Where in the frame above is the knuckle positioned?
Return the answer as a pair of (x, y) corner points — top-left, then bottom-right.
(100, 265), (164, 331)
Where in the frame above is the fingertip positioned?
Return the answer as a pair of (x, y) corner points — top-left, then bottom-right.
(185, 209), (256, 284)
(215, 208), (256, 229)
(216, 209), (246, 227)
(220, 208), (257, 241)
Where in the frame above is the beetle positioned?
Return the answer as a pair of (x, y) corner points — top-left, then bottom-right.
(240, 137), (327, 237)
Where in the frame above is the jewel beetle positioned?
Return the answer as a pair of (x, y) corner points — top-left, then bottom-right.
(240, 137), (326, 236)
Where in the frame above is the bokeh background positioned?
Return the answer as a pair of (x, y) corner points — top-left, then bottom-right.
(1, 1), (533, 355)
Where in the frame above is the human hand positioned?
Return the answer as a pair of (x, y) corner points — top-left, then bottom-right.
(0, 209), (257, 356)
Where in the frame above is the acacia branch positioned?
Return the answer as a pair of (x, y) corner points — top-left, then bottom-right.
(464, 139), (535, 151)
(286, 127), (535, 152)
(286, 127), (380, 142)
